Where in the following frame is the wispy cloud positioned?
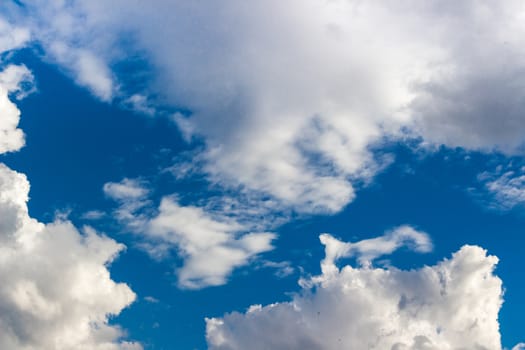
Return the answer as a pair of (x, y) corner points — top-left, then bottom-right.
(104, 179), (276, 289)
(320, 225), (432, 272)
(478, 163), (525, 211)
(80, 209), (106, 220)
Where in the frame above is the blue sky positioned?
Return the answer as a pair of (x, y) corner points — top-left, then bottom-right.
(0, 1), (524, 349)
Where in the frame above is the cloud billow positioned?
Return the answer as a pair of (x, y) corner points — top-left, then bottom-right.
(0, 165), (141, 349)
(6, 1), (525, 214)
(207, 230), (504, 350)
(0, 34), (141, 349)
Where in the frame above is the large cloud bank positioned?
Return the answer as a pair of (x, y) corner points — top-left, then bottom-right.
(207, 230), (504, 350)
(5, 1), (525, 214)
(0, 32), (140, 349)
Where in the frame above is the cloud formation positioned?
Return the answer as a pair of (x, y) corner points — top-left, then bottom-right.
(0, 62), (34, 154)
(0, 4), (522, 348)
(0, 17), (29, 54)
(0, 34), (140, 349)
(480, 164), (525, 210)
(2, 3), (115, 100)
(0, 164), (140, 349)
(320, 225), (432, 271)
(9, 1), (525, 214)
(207, 230), (504, 350)
(104, 179), (275, 289)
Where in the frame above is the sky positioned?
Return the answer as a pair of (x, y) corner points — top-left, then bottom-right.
(0, 1), (524, 349)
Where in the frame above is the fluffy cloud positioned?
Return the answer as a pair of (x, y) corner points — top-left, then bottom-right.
(206, 230), (505, 350)
(0, 55), (34, 154)
(0, 17), (34, 154)
(8, 1), (525, 213)
(104, 179), (275, 289)
(409, 1), (525, 154)
(0, 39), (140, 348)
(0, 164), (141, 350)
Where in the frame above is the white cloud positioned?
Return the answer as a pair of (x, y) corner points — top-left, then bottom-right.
(259, 261), (295, 279)
(103, 179), (152, 231)
(148, 197), (275, 289)
(58, 46), (113, 101)
(0, 64), (35, 99)
(6, 1), (525, 213)
(104, 178), (149, 201)
(2, 2), (116, 101)
(320, 225), (432, 271)
(0, 17), (29, 54)
(0, 164), (141, 349)
(409, 1), (525, 154)
(481, 166), (525, 210)
(143, 296), (159, 304)
(0, 20), (34, 155)
(0, 39), (140, 347)
(1, 4), (523, 347)
(206, 231), (506, 350)
(9, 0), (525, 214)
(171, 112), (195, 143)
(0, 64), (34, 154)
(105, 179), (276, 289)
(81, 209), (106, 220)
(123, 94), (155, 116)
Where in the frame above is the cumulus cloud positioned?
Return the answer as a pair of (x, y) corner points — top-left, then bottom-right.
(409, 1), (525, 154)
(0, 18), (34, 154)
(0, 164), (141, 350)
(104, 179), (276, 289)
(206, 231), (505, 350)
(1, 4), (523, 347)
(0, 37), (140, 348)
(8, 1), (525, 214)
(0, 61), (34, 154)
